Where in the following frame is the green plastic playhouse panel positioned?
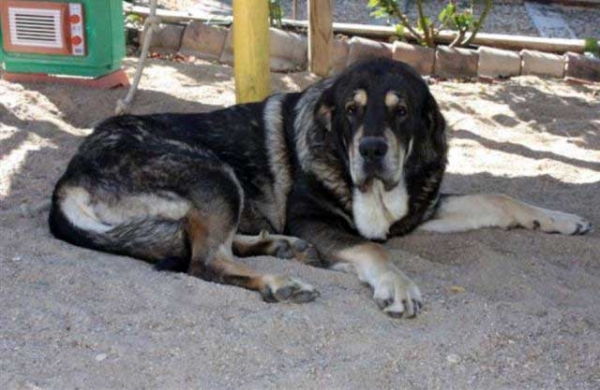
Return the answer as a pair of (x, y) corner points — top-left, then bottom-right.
(0, 0), (126, 77)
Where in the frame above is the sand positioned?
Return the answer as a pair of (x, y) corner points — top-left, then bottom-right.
(1, 58), (599, 389)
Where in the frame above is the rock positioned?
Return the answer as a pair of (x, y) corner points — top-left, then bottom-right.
(392, 41), (435, 76)
(346, 37), (393, 66)
(564, 52), (600, 82)
(140, 23), (184, 55)
(435, 46), (479, 78)
(95, 353), (107, 362)
(331, 37), (349, 74)
(22, 382), (43, 390)
(220, 27), (307, 72)
(520, 49), (565, 78)
(219, 28), (234, 64)
(180, 21), (228, 61)
(446, 353), (461, 364)
(269, 28), (308, 72)
(478, 46), (521, 79)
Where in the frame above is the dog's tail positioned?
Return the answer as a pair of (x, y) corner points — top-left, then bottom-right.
(48, 189), (190, 266)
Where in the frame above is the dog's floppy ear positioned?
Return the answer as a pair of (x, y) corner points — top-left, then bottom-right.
(423, 91), (447, 156)
(314, 87), (335, 132)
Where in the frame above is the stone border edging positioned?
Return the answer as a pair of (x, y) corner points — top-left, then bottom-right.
(140, 23), (600, 83)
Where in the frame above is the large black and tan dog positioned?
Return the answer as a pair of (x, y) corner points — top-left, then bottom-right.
(49, 58), (591, 318)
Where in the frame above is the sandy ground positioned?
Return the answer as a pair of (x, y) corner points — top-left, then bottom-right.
(1, 58), (600, 389)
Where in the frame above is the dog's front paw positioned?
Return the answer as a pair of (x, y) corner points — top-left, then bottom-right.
(260, 275), (320, 304)
(531, 209), (592, 235)
(372, 268), (422, 318)
(272, 237), (322, 266)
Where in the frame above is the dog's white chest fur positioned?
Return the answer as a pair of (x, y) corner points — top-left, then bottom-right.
(352, 180), (409, 240)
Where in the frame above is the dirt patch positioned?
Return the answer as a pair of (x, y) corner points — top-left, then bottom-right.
(1, 58), (599, 389)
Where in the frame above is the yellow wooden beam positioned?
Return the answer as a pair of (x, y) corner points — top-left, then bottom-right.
(308, 0), (333, 76)
(233, 0), (271, 103)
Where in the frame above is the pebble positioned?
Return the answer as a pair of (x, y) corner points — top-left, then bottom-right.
(447, 353), (461, 364)
(95, 353), (107, 362)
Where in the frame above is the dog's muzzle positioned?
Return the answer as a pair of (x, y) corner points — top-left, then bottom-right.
(353, 135), (400, 191)
(358, 136), (391, 177)
(358, 136), (388, 162)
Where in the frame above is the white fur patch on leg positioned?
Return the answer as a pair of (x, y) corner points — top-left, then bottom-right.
(335, 244), (422, 318)
(520, 205), (592, 235)
(419, 194), (592, 235)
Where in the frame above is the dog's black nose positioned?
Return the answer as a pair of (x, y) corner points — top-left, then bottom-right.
(359, 137), (388, 160)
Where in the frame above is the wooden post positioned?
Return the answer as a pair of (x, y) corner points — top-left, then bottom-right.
(308, 0), (333, 76)
(233, 0), (270, 103)
(292, 0), (298, 20)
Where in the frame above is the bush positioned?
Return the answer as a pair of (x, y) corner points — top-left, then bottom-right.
(368, 0), (493, 48)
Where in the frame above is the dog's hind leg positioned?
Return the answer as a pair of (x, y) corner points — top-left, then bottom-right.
(232, 232), (322, 266)
(184, 209), (318, 303)
(419, 194), (592, 235)
(51, 159), (318, 303)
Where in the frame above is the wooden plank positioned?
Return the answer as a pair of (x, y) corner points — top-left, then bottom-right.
(299, 20), (590, 54)
(292, 0), (298, 20)
(232, 0), (270, 103)
(527, 0), (600, 8)
(123, 3), (233, 25)
(308, 0), (333, 76)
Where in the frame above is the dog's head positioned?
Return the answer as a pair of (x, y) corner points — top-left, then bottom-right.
(310, 58), (447, 193)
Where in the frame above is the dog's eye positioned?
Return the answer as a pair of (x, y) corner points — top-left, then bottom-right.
(396, 105), (408, 117)
(346, 103), (358, 116)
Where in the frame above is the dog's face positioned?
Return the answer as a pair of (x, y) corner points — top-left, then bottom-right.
(315, 59), (446, 193)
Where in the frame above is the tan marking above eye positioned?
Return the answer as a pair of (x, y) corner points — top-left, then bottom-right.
(353, 89), (368, 106)
(385, 91), (400, 107)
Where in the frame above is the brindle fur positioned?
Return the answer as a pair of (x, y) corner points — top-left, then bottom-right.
(49, 59), (591, 317)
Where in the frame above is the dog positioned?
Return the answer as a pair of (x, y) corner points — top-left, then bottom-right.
(49, 58), (591, 318)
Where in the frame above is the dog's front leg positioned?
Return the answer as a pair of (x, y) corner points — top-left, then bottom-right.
(290, 220), (422, 318)
(419, 194), (592, 235)
(334, 243), (423, 318)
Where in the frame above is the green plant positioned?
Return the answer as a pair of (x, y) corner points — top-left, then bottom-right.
(584, 37), (599, 56)
(368, 0), (492, 48)
(124, 13), (144, 30)
(269, 0), (283, 28)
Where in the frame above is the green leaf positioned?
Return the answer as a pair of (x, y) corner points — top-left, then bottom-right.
(438, 4), (455, 22)
(370, 9), (391, 18)
(367, 0), (380, 8)
(395, 24), (405, 37)
(418, 16), (432, 31)
(584, 37), (599, 55)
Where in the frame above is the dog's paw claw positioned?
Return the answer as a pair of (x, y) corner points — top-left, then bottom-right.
(272, 238), (322, 266)
(261, 276), (319, 304)
(274, 241), (294, 259)
(372, 268), (422, 319)
(533, 211), (592, 236)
